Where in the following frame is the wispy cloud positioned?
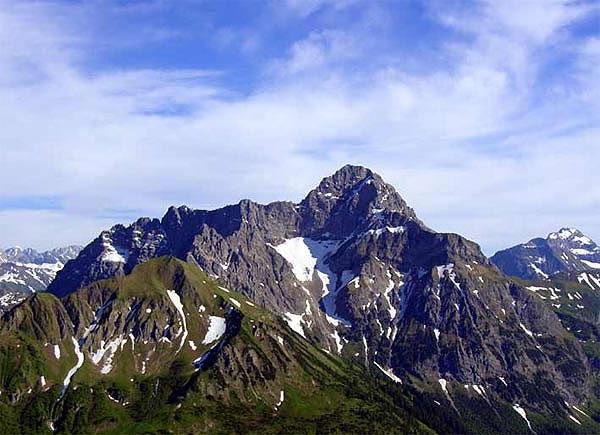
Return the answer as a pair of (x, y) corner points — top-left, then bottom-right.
(0, 0), (598, 253)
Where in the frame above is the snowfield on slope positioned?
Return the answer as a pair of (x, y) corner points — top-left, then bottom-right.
(202, 316), (227, 344)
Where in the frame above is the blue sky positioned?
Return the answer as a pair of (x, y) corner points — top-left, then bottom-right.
(0, 0), (599, 254)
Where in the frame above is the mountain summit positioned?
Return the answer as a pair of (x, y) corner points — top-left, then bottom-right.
(491, 227), (600, 280)
(299, 165), (422, 238)
(45, 166), (591, 425)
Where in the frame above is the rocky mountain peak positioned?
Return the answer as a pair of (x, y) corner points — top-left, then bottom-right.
(299, 165), (420, 238)
(547, 227), (597, 249)
(313, 164), (374, 191)
(492, 227), (600, 280)
(548, 227), (582, 240)
(162, 205), (190, 227)
(304, 165), (406, 210)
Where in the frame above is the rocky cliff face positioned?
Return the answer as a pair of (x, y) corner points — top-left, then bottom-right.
(491, 228), (600, 280)
(46, 165), (592, 416)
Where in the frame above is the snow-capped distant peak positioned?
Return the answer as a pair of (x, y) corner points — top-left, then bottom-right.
(548, 227), (581, 241)
(492, 227), (600, 280)
(547, 228), (599, 252)
(0, 245), (82, 308)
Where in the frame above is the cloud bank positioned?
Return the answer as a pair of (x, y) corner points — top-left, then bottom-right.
(0, 0), (598, 254)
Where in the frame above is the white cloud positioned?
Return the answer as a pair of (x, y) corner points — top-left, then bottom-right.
(278, 0), (357, 18)
(0, 210), (117, 250)
(0, 0), (598, 254)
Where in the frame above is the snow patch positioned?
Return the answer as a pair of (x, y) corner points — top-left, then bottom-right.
(436, 263), (461, 289)
(529, 263), (548, 278)
(513, 404), (533, 432)
(270, 237), (351, 328)
(472, 385), (486, 397)
(349, 277), (360, 289)
(382, 271), (397, 320)
(61, 337), (84, 396)
(284, 312), (305, 338)
(331, 329), (344, 353)
(100, 337), (126, 374)
(374, 361), (402, 383)
(166, 290), (188, 353)
(367, 226), (405, 236)
(53, 344), (61, 360)
(202, 316), (227, 344)
(572, 248), (594, 255)
(581, 260), (600, 269)
(129, 333), (135, 352)
(274, 390), (285, 410)
(572, 405), (589, 417)
(438, 378), (448, 394)
(519, 323), (534, 338)
(268, 238), (318, 282)
(588, 274), (600, 288)
(569, 415), (582, 425)
(100, 238), (129, 263)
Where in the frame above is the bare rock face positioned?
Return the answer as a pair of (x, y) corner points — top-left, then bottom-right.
(48, 218), (168, 297)
(46, 165), (592, 413)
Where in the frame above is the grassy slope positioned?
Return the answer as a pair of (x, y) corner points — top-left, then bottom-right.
(0, 257), (437, 435)
(1, 257), (597, 434)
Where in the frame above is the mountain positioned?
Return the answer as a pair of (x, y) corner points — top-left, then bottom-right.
(491, 228), (600, 280)
(5, 256), (595, 434)
(1, 246), (81, 265)
(44, 165), (595, 430)
(0, 256), (450, 435)
(0, 246), (81, 310)
(517, 269), (600, 358)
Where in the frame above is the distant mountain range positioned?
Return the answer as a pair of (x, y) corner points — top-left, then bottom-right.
(0, 246), (81, 309)
(491, 228), (600, 280)
(0, 166), (598, 434)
